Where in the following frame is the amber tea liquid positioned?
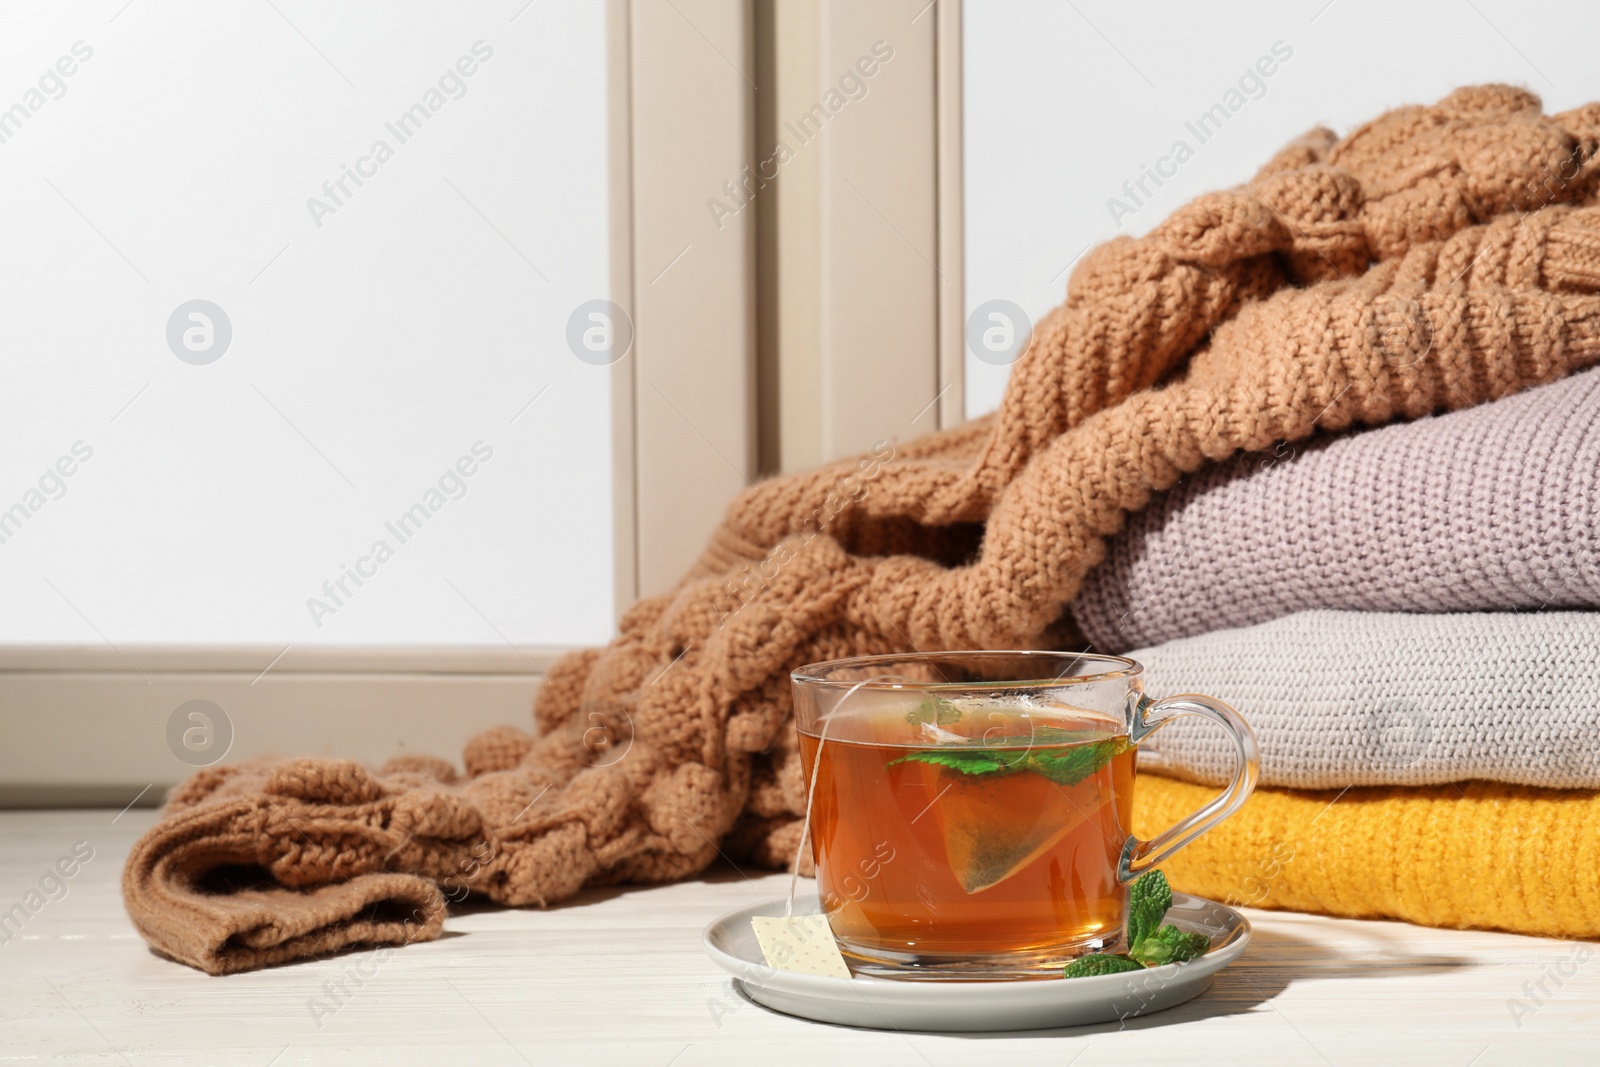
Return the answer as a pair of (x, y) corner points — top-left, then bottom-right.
(798, 698), (1135, 977)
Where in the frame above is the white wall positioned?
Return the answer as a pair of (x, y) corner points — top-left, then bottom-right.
(0, 0), (614, 646)
(963, 0), (1600, 418)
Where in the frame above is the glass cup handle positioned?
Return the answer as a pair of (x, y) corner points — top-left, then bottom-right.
(1117, 693), (1260, 882)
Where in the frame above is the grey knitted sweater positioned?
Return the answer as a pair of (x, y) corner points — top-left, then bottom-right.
(1073, 368), (1600, 653)
(1134, 609), (1600, 790)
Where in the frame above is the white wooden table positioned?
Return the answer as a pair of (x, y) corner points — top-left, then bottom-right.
(2, 809), (1595, 1065)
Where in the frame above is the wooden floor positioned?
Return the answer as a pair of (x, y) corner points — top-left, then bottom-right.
(2, 808), (1596, 1065)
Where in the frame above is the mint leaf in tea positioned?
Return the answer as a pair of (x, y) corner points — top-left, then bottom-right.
(884, 747), (1019, 778)
(887, 732), (1130, 788)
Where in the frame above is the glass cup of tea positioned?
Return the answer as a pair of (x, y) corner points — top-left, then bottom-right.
(790, 650), (1258, 980)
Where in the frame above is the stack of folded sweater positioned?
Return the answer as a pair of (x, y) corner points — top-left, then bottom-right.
(1076, 367), (1600, 935)
(123, 85), (1600, 974)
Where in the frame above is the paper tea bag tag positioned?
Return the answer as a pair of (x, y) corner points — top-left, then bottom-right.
(750, 914), (851, 978)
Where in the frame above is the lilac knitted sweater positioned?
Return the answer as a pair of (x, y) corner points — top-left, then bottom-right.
(1072, 368), (1600, 652)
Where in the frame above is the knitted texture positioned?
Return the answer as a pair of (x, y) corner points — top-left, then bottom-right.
(1131, 609), (1600, 789)
(1134, 773), (1600, 940)
(123, 87), (1600, 973)
(1073, 367), (1600, 651)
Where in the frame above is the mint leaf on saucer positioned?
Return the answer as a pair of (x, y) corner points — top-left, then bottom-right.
(1127, 867), (1173, 949)
(1129, 924), (1210, 967)
(1063, 870), (1212, 978)
(1062, 953), (1144, 977)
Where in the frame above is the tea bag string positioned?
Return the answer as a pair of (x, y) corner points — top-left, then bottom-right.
(787, 674), (903, 919)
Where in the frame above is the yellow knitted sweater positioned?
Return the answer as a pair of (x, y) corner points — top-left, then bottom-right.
(1136, 774), (1600, 939)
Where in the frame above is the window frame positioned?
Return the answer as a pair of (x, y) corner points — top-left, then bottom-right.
(0, 0), (966, 805)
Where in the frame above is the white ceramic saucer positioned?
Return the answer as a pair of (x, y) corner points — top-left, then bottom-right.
(702, 894), (1250, 1032)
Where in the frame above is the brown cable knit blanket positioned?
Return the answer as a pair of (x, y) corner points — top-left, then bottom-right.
(124, 86), (1600, 973)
